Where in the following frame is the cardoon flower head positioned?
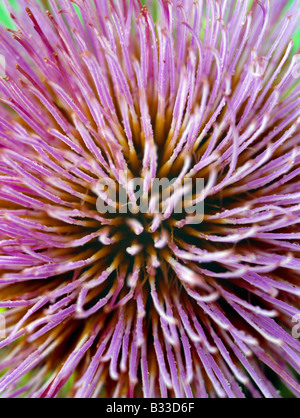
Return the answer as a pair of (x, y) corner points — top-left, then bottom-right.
(0, 0), (299, 398)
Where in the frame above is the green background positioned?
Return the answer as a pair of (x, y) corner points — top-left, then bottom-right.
(0, 0), (299, 50)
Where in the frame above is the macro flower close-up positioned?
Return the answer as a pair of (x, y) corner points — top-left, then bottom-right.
(0, 0), (299, 398)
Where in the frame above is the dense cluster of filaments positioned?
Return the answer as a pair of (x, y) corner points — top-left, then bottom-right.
(0, 0), (299, 398)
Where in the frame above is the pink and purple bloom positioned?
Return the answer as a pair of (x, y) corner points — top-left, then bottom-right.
(0, 0), (299, 398)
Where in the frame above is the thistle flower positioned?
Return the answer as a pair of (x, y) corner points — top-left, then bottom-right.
(0, 0), (299, 399)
